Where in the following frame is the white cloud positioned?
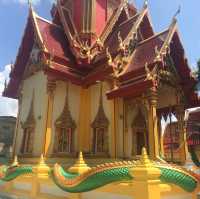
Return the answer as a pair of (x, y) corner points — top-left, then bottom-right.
(0, 65), (18, 117)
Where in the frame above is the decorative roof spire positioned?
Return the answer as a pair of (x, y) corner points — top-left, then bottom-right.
(91, 82), (109, 129)
(55, 83), (76, 129)
(28, 0), (32, 9)
(68, 152), (91, 174)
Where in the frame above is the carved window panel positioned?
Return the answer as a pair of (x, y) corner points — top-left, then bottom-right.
(20, 92), (36, 155)
(21, 127), (34, 154)
(57, 127), (73, 153)
(93, 127), (108, 154)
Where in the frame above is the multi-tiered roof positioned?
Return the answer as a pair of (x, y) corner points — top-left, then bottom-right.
(3, 0), (200, 107)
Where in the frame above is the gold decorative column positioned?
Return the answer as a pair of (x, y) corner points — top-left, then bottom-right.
(78, 88), (91, 152)
(43, 79), (56, 156)
(175, 104), (187, 164)
(147, 90), (159, 159)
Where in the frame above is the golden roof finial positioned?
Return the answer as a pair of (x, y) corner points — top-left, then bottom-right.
(12, 155), (19, 167)
(173, 5), (181, 20)
(143, 0), (148, 8)
(68, 152), (91, 174)
(28, 0), (32, 6)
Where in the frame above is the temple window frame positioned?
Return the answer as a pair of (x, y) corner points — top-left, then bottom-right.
(53, 83), (76, 157)
(20, 91), (36, 156)
(131, 108), (148, 158)
(91, 82), (109, 157)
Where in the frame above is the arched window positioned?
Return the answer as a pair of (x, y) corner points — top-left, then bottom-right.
(91, 83), (109, 155)
(54, 84), (76, 154)
(21, 92), (35, 155)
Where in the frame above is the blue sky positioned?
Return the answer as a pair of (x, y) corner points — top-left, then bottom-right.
(0, 0), (200, 116)
(0, 0), (200, 71)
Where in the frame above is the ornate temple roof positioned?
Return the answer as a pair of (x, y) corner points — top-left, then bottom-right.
(3, 0), (200, 107)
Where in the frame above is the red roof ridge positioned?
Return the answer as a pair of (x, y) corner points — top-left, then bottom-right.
(35, 14), (62, 30)
(116, 13), (139, 31)
(123, 5), (148, 46)
(138, 29), (169, 46)
(30, 7), (48, 52)
(100, 0), (128, 44)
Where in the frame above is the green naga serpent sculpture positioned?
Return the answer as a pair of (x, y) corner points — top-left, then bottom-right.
(52, 161), (199, 193)
(0, 150), (199, 194)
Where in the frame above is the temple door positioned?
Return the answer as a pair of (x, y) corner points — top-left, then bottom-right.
(132, 110), (148, 157)
(136, 131), (146, 155)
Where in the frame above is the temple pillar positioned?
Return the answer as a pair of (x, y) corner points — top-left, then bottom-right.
(78, 88), (91, 152)
(147, 90), (159, 159)
(43, 79), (56, 156)
(110, 98), (118, 158)
(175, 104), (188, 164)
(123, 100), (129, 158)
(158, 115), (164, 157)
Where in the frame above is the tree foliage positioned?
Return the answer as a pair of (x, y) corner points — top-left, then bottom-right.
(197, 59), (200, 81)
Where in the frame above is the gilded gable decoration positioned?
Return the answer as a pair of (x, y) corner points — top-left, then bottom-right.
(23, 42), (43, 78)
(54, 83), (76, 154)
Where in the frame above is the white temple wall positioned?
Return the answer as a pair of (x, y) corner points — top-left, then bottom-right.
(15, 71), (48, 156)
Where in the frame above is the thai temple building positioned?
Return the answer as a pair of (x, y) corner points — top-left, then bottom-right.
(1, 0), (200, 199)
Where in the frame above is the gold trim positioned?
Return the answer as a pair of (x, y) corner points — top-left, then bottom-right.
(30, 7), (48, 52)
(100, 0), (128, 44)
(157, 18), (177, 60)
